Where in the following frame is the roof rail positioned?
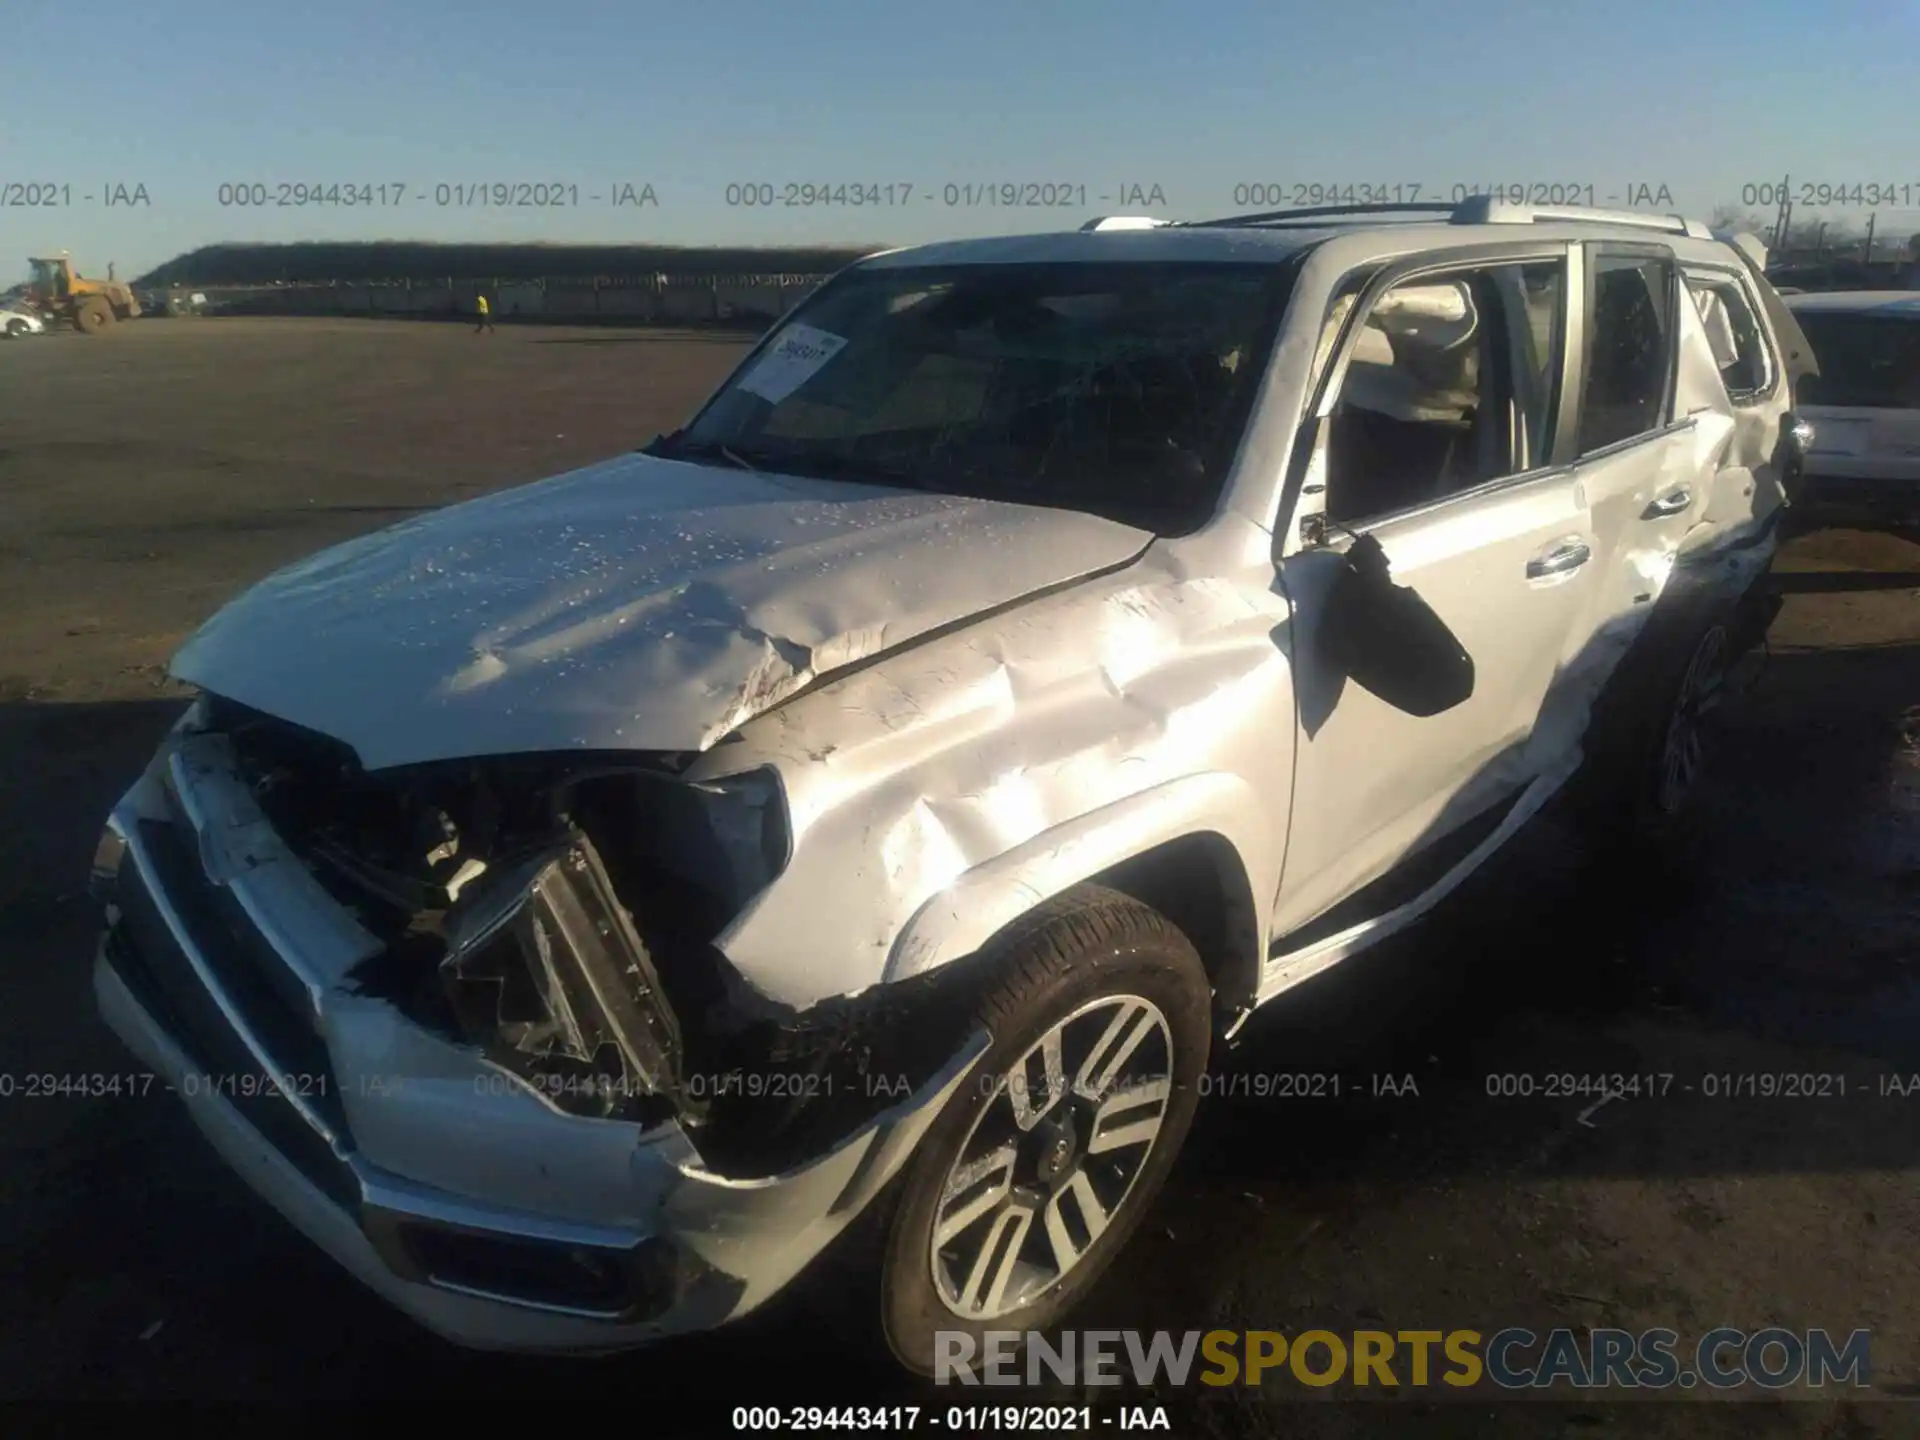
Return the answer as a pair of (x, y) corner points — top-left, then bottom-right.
(1079, 215), (1168, 231)
(1179, 201), (1457, 228)
(1454, 195), (1715, 238)
(1177, 196), (1716, 239)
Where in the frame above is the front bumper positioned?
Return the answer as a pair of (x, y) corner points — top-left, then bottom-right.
(92, 720), (986, 1353)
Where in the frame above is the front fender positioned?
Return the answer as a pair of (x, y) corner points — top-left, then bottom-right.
(881, 771), (1278, 986)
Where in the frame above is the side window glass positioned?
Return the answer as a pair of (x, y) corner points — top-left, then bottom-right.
(1576, 254), (1675, 453)
(1685, 273), (1772, 400)
(1325, 261), (1564, 525)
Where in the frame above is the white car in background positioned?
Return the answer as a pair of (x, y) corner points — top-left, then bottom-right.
(1784, 291), (1920, 526)
(2, 304), (46, 338)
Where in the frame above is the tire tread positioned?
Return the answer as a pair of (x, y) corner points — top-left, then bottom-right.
(970, 883), (1201, 1038)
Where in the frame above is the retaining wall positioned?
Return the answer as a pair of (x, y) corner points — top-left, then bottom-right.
(168, 275), (825, 327)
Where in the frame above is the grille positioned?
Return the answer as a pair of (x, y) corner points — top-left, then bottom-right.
(112, 821), (361, 1212)
(209, 698), (462, 936)
(138, 812), (349, 1134)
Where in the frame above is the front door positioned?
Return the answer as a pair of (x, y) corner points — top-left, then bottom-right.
(1272, 250), (1593, 940)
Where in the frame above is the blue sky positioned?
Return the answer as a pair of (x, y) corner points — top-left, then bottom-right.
(4, 0), (1918, 278)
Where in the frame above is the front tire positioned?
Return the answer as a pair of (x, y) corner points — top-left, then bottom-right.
(4, 319), (26, 339)
(874, 885), (1211, 1376)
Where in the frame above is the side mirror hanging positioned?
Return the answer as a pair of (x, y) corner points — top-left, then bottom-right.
(1321, 534), (1476, 717)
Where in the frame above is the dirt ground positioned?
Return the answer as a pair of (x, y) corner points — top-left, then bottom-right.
(1, 318), (1916, 1435)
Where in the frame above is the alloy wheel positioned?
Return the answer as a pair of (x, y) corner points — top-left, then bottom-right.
(929, 993), (1175, 1320)
(1655, 625), (1730, 816)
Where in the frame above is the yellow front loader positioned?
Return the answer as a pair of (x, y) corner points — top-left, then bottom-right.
(25, 254), (142, 333)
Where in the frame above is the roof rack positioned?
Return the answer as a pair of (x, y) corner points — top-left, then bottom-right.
(1179, 201), (1456, 228)
(1455, 195), (1715, 238)
(1175, 196), (1716, 239)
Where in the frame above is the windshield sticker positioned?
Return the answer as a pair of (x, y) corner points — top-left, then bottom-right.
(738, 323), (850, 404)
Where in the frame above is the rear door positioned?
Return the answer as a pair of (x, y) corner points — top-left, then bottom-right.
(1547, 244), (1719, 720)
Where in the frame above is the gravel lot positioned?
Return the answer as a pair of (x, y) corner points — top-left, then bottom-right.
(2, 318), (1916, 1435)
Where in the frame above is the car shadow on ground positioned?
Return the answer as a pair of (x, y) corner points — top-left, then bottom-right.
(1772, 571), (1920, 594)
(1197, 631), (1920, 1173)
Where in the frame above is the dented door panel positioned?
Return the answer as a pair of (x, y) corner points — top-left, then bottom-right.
(1270, 470), (1596, 939)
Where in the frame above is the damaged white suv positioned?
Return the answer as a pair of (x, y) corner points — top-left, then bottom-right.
(93, 200), (1812, 1373)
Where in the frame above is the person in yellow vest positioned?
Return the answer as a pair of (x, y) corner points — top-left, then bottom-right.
(474, 292), (494, 334)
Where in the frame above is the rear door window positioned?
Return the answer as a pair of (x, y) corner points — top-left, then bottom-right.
(1684, 272), (1774, 401)
(1575, 251), (1677, 453)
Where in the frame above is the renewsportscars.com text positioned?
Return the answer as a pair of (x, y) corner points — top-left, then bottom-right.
(936, 1327), (1872, 1391)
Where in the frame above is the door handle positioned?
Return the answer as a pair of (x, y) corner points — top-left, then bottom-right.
(1526, 540), (1591, 579)
(1642, 488), (1692, 518)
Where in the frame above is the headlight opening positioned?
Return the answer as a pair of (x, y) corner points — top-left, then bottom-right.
(440, 831), (689, 1123)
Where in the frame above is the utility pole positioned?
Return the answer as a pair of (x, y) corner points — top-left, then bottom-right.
(1771, 174), (1792, 253)
(1862, 212), (1876, 264)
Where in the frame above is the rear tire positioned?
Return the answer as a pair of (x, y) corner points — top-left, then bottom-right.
(857, 884), (1213, 1377)
(1573, 604), (1736, 874)
(75, 299), (114, 334)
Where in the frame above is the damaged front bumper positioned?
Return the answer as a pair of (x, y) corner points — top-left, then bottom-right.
(90, 721), (987, 1352)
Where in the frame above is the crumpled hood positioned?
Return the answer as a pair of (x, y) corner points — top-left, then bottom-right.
(170, 452), (1153, 770)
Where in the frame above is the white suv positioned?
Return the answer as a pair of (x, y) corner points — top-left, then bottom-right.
(1783, 290), (1920, 527)
(92, 199), (1809, 1373)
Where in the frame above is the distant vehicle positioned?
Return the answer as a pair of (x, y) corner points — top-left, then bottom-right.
(1768, 259), (1916, 294)
(23, 253), (142, 333)
(1784, 291), (1920, 527)
(1, 303), (46, 338)
(141, 289), (209, 317)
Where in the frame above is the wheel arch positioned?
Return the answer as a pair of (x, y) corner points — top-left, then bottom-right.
(881, 773), (1273, 1030)
(1079, 832), (1263, 1027)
